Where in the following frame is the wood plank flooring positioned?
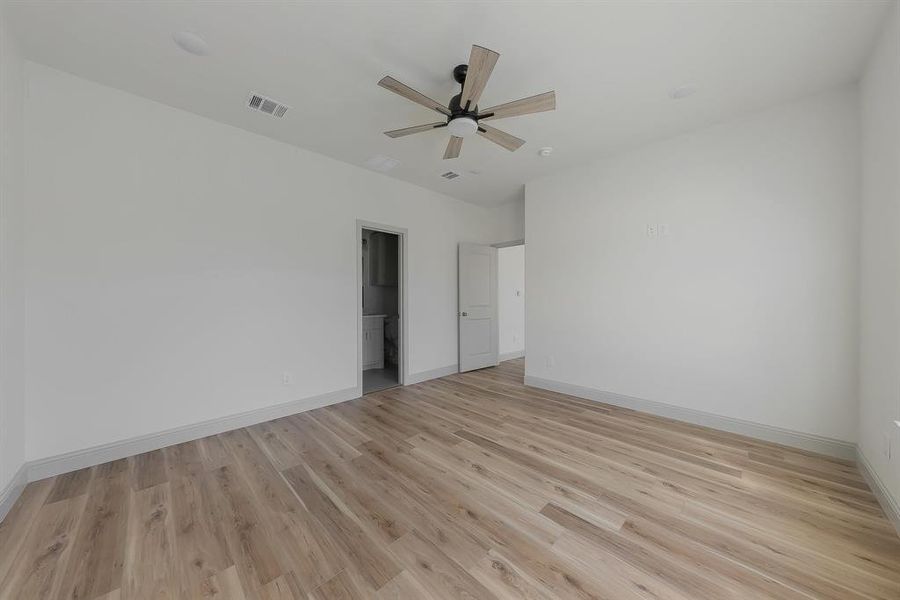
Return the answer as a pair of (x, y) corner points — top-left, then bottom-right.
(1, 359), (898, 599)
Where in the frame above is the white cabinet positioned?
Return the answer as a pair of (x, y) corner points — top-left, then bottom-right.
(362, 315), (385, 370)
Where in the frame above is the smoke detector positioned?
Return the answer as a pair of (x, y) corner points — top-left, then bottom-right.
(247, 92), (290, 118)
(173, 31), (209, 56)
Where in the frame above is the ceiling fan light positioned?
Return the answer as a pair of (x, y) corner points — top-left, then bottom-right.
(447, 117), (478, 138)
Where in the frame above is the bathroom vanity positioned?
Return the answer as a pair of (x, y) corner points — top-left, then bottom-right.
(362, 314), (385, 370)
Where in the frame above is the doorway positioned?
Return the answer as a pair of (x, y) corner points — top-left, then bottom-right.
(497, 242), (525, 362)
(457, 239), (524, 373)
(358, 221), (407, 395)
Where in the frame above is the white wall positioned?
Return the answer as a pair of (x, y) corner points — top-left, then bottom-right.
(23, 63), (511, 461)
(859, 2), (900, 508)
(498, 245), (525, 358)
(491, 197), (525, 243)
(525, 87), (860, 442)
(0, 9), (26, 496)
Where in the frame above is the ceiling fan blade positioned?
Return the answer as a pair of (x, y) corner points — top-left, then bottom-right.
(384, 122), (448, 138)
(460, 45), (500, 110)
(378, 76), (451, 116)
(477, 124), (525, 152)
(479, 91), (556, 121)
(444, 136), (463, 159)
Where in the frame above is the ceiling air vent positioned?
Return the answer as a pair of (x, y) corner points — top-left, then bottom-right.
(441, 171), (460, 180)
(247, 92), (290, 118)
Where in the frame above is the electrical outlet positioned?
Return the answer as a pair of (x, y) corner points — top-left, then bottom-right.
(283, 372), (293, 385)
(646, 224), (659, 239)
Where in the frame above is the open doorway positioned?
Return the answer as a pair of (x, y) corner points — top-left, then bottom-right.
(457, 240), (524, 373)
(497, 242), (525, 362)
(358, 221), (406, 394)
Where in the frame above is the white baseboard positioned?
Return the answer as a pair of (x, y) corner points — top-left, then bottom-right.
(407, 364), (458, 385)
(10, 368), (885, 536)
(857, 447), (900, 536)
(524, 375), (856, 461)
(0, 464), (28, 523)
(499, 351), (525, 362)
(12, 362), (471, 496)
(26, 386), (359, 482)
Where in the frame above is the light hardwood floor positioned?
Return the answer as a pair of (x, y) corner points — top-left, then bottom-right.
(0, 359), (898, 599)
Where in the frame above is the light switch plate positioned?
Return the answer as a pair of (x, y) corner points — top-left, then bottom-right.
(647, 224), (659, 238)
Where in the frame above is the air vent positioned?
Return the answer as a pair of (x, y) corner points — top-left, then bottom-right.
(247, 92), (290, 118)
(441, 171), (460, 180)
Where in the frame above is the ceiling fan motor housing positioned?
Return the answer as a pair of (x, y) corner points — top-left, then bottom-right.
(449, 64), (479, 118)
(449, 93), (478, 117)
(452, 64), (468, 85)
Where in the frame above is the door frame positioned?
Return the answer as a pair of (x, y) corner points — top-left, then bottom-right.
(492, 239), (526, 364)
(455, 239), (526, 373)
(458, 243), (500, 372)
(492, 239), (525, 249)
(357, 220), (408, 397)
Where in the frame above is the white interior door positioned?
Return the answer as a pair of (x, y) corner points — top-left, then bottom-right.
(459, 243), (499, 372)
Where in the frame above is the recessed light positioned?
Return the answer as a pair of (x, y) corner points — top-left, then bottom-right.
(669, 85), (698, 100)
(538, 147), (553, 157)
(173, 31), (209, 56)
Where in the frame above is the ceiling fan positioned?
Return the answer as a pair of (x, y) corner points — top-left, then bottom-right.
(378, 45), (556, 159)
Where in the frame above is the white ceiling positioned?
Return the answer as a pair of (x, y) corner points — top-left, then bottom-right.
(5, 1), (891, 207)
